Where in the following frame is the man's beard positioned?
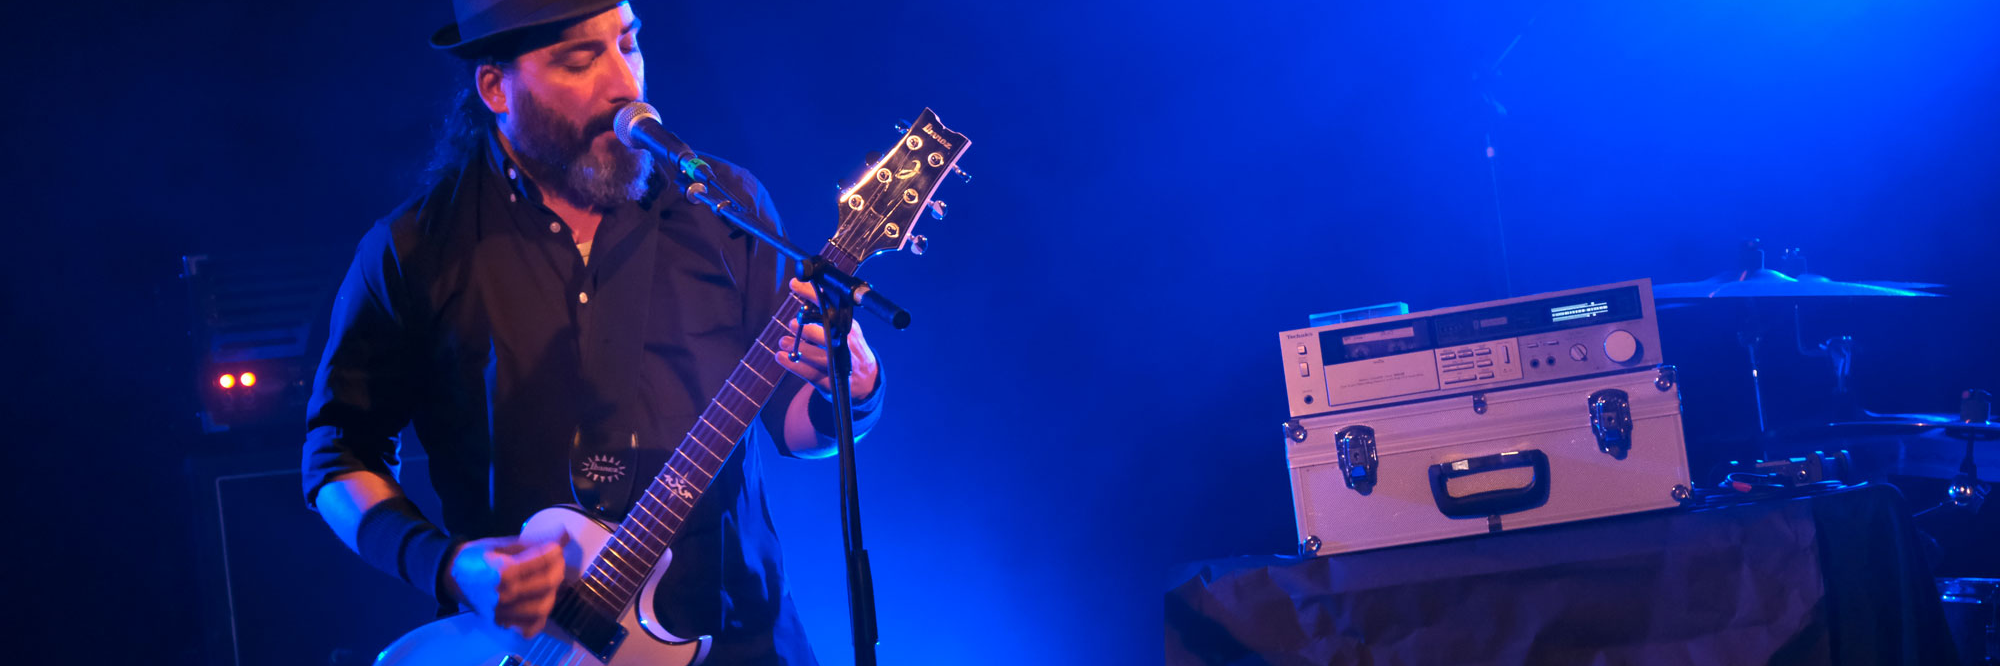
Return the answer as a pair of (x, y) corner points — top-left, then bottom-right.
(505, 89), (653, 209)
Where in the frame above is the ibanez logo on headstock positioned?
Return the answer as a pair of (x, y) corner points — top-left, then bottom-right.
(832, 108), (970, 263)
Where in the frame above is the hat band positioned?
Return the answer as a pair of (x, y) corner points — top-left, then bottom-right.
(455, 0), (592, 45)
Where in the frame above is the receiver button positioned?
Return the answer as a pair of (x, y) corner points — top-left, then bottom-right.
(1569, 344), (1588, 362)
(1603, 329), (1640, 364)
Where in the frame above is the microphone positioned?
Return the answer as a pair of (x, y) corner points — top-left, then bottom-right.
(613, 102), (716, 184)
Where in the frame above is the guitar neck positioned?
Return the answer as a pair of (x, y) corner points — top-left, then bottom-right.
(570, 240), (862, 614)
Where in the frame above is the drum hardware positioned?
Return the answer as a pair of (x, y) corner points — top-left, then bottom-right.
(1937, 577), (1999, 665)
(1780, 246), (1952, 295)
(1821, 390), (1997, 512)
(1656, 240), (1948, 460)
(1652, 240), (1945, 300)
(1716, 450), (1856, 491)
(1949, 390), (1994, 511)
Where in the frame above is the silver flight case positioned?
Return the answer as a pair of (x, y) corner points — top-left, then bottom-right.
(1283, 366), (1693, 556)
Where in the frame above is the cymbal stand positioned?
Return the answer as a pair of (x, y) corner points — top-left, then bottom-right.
(1946, 390), (1993, 510)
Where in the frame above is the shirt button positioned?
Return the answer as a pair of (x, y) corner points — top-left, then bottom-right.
(509, 193), (517, 203)
(549, 222), (561, 233)
(578, 292), (589, 304)
(507, 167), (517, 180)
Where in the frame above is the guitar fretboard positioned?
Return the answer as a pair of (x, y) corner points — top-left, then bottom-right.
(569, 241), (863, 617)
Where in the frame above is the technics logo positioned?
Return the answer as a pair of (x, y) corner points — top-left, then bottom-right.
(579, 454), (627, 484)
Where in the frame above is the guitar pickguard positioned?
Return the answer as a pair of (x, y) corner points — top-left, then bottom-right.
(374, 506), (710, 665)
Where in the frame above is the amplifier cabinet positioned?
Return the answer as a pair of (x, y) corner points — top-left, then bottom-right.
(187, 448), (442, 666)
(1284, 366), (1692, 556)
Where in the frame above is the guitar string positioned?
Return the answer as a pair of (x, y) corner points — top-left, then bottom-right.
(516, 185), (931, 658)
(579, 281), (824, 603)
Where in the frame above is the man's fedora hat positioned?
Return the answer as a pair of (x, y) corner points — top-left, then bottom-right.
(431, 0), (626, 57)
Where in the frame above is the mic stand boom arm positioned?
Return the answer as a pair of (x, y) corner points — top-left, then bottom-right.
(684, 181), (911, 330)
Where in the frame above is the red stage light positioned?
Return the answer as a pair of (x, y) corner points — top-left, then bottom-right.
(218, 374), (235, 389)
(239, 372), (257, 387)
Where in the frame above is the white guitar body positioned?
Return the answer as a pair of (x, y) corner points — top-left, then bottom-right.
(374, 506), (711, 666)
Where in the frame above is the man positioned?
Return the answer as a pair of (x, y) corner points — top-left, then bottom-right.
(301, 1), (882, 663)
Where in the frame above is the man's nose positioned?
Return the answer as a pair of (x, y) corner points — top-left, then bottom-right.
(603, 54), (642, 106)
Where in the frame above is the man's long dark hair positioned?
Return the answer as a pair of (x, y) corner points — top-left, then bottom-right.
(424, 71), (499, 185)
(420, 25), (564, 185)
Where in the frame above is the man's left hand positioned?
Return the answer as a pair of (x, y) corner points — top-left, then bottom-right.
(774, 279), (881, 401)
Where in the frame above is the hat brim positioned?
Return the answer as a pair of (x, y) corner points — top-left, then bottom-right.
(431, 0), (626, 57)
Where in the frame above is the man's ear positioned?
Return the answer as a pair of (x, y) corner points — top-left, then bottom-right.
(476, 63), (510, 115)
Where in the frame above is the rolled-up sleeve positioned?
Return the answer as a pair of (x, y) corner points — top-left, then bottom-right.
(302, 222), (418, 509)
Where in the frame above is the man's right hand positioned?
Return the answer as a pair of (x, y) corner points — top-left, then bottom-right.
(444, 533), (570, 639)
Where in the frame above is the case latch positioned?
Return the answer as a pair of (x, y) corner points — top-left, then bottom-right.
(1335, 425), (1378, 493)
(1588, 389), (1633, 458)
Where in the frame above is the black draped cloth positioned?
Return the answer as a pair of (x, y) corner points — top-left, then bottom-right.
(1167, 484), (1956, 665)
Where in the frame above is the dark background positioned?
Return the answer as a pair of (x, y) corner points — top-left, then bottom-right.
(5, 0), (1996, 664)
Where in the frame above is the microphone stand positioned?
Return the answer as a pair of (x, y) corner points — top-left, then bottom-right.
(680, 178), (899, 666)
(1474, 8), (1544, 299)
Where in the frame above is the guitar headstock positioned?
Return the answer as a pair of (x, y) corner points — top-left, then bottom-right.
(830, 108), (970, 266)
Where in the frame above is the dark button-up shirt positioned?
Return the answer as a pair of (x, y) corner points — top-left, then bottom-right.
(303, 132), (841, 659)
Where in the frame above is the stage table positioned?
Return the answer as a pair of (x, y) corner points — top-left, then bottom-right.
(1166, 484), (1957, 665)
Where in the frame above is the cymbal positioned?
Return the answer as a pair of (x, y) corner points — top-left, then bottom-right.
(1842, 279), (1949, 291)
(1820, 414), (2000, 440)
(1654, 268), (1944, 300)
(1783, 416), (2000, 482)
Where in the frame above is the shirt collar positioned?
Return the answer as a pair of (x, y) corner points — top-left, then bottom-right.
(484, 129), (550, 209)
(482, 128), (664, 233)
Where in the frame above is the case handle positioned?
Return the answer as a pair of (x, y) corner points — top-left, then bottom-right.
(1428, 449), (1551, 518)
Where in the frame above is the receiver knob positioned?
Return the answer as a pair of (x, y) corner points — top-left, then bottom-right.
(1603, 329), (1640, 364)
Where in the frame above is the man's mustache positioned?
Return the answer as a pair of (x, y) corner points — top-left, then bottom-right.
(581, 99), (643, 140)
(584, 110), (619, 138)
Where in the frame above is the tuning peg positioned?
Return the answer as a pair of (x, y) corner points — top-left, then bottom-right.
(949, 164), (971, 184)
(926, 200), (947, 220)
(909, 234), (929, 256)
(893, 120), (912, 135)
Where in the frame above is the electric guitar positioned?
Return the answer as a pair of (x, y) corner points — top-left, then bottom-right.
(375, 109), (969, 666)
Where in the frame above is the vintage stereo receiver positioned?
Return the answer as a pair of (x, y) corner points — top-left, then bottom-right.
(1280, 279), (1665, 418)
(1278, 279), (1691, 556)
